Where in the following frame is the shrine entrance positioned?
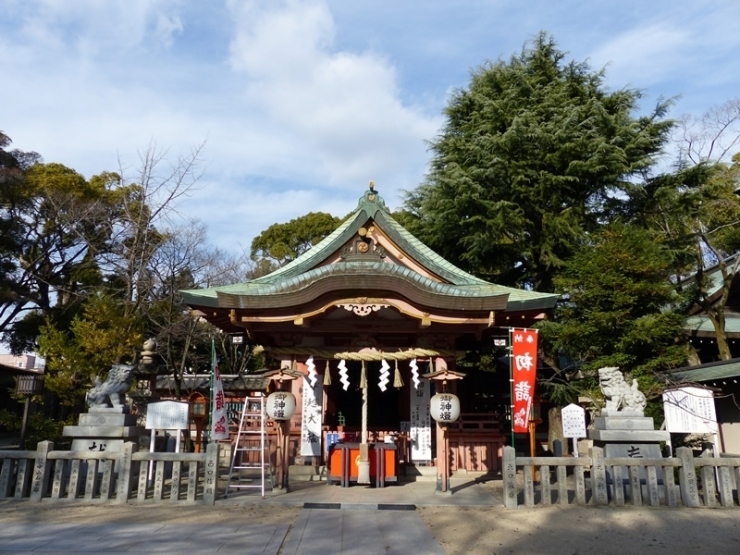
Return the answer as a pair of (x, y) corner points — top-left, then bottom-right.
(327, 361), (401, 429)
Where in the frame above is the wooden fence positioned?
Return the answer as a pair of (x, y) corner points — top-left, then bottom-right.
(502, 445), (740, 509)
(0, 441), (219, 504)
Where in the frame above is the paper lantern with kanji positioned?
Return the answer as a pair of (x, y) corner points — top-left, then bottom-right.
(266, 391), (296, 421)
(429, 393), (461, 423)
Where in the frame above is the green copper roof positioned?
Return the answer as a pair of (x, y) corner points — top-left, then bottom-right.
(180, 186), (559, 312)
(224, 262), (498, 298)
(669, 358), (740, 383)
(250, 187), (492, 287)
(213, 261), (511, 312)
(684, 313), (740, 335)
(677, 253), (740, 302)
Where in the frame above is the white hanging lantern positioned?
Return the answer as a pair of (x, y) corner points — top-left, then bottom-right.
(266, 391), (297, 421)
(430, 393), (461, 424)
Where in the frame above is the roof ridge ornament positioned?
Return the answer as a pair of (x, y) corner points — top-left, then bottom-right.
(358, 180), (387, 217)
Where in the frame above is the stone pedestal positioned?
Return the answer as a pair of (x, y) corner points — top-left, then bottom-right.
(64, 407), (146, 454)
(588, 413), (670, 489)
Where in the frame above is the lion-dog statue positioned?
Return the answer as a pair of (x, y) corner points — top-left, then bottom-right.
(598, 366), (647, 415)
(86, 364), (135, 408)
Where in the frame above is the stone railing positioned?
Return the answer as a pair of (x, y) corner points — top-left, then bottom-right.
(0, 441), (219, 504)
(502, 445), (740, 508)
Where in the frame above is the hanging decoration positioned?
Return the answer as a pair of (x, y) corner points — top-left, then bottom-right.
(338, 359), (350, 391)
(306, 356), (317, 387)
(265, 346), (460, 361)
(378, 359), (390, 391)
(393, 359), (404, 388)
(410, 359), (420, 390)
(323, 360), (331, 386)
(360, 360), (367, 388)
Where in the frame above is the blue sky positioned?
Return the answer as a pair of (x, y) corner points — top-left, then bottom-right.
(2, 0), (739, 254)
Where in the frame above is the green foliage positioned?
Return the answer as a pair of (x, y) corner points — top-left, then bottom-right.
(250, 211), (341, 267)
(629, 153), (740, 360)
(0, 145), (117, 349)
(0, 408), (74, 449)
(38, 293), (143, 408)
(405, 32), (672, 291)
(539, 222), (689, 407)
(695, 156), (740, 257)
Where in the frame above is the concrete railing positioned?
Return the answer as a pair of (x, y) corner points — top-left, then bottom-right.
(503, 445), (740, 509)
(0, 441), (219, 504)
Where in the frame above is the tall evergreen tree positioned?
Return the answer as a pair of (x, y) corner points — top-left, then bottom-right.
(405, 33), (672, 292)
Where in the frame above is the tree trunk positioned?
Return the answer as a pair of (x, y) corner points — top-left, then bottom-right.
(547, 407), (568, 456)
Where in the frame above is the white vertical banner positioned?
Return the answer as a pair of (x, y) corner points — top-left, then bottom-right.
(300, 375), (323, 456)
(409, 372), (432, 461)
(210, 347), (229, 441)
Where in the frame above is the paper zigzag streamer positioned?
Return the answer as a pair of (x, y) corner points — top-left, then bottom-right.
(410, 359), (420, 389)
(378, 359), (390, 392)
(306, 356), (317, 387)
(338, 359), (350, 391)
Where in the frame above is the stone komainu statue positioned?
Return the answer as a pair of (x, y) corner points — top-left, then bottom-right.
(86, 364), (135, 408)
(598, 366), (647, 414)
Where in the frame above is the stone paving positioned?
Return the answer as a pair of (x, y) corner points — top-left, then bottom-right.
(0, 479), (490, 554)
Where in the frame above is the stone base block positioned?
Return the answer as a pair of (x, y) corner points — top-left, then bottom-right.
(593, 416), (656, 430)
(601, 442), (665, 461)
(71, 438), (128, 453)
(63, 425), (145, 438)
(78, 413), (138, 426)
(589, 429), (670, 442)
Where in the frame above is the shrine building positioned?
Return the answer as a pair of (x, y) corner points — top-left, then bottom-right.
(180, 184), (558, 481)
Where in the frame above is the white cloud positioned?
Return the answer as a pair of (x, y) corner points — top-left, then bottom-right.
(585, 6), (740, 114)
(226, 0), (440, 189)
(182, 180), (358, 255)
(589, 23), (691, 87)
(24, 0), (184, 50)
(2, 0), (739, 256)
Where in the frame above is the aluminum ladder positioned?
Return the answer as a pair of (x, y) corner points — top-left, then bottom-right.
(224, 395), (271, 498)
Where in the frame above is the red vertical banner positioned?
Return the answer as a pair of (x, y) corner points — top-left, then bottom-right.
(511, 328), (538, 433)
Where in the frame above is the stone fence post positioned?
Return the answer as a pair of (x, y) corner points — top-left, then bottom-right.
(677, 447), (700, 507)
(590, 446), (608, 505)
(502, 446), (518, 508)
(29, 441), (53, 502)
(116, 442), (137, 503)
(203, 442), (219, 505)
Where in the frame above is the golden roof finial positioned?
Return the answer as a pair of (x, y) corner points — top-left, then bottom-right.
(368, 180), (375, 190)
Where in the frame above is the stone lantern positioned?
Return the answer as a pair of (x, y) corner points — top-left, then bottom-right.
(15, 374), (44, 449)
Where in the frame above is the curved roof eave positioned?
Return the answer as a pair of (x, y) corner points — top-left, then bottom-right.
(181, 261), (558, 312)
(217, 262), (510, 311)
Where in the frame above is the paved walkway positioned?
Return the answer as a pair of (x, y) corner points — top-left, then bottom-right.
(226, 474), (500, 508)
(0, 478), (496, 554)
(1, 522), (290, 554)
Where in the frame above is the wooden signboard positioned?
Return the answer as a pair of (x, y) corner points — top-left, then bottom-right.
(561, 403), (587, 457)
